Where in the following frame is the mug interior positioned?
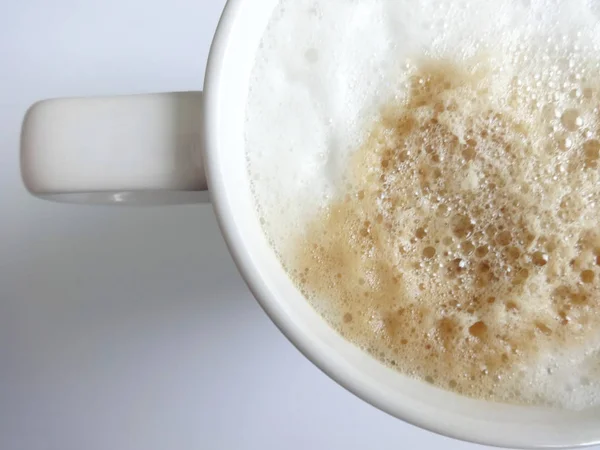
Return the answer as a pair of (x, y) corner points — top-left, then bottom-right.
(203, 1), (600, 447)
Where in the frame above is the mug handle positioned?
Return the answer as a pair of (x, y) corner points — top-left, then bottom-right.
(20, 92), (208, 205)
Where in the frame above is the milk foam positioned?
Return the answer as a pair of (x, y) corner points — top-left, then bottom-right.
(246, 0), (600, 409)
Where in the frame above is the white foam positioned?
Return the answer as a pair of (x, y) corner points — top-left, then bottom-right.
(515, 344), (600, 409)
(245, 0), (600, 408)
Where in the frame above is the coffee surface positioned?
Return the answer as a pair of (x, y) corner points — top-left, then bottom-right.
(246, 0), (600, 408)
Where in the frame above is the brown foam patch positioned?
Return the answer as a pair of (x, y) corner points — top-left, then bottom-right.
(287, 58), (600, 404)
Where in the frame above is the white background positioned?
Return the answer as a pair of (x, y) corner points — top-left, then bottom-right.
(0, 1), (594, 449)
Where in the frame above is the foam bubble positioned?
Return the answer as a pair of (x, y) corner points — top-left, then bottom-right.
(246, 0), (600, 409)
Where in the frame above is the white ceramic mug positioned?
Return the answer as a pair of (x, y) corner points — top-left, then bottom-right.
(19, 1), (600, 448)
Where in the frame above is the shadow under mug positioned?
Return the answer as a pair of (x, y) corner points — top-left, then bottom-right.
(19, 0), (600, 448)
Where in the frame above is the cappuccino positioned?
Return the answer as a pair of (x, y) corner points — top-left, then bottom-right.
(246, 0), (600, 409)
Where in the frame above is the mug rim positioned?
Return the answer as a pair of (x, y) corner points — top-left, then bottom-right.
(202, 1), (600, 448)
